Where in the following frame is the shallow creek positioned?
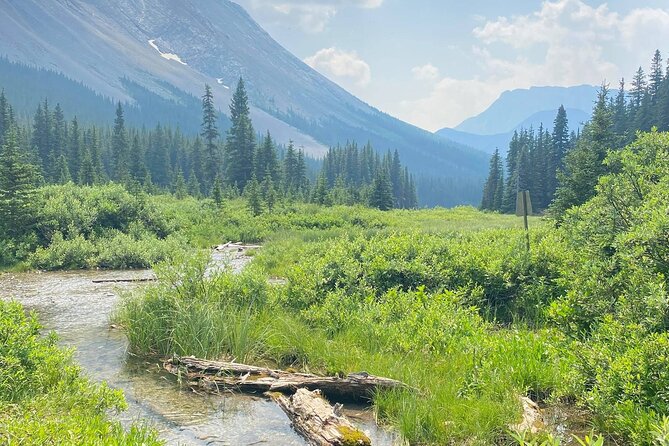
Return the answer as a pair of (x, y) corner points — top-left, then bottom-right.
(0, 249), (400, 445)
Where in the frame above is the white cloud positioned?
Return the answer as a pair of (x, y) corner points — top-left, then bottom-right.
(304, 47), (371, 86)
(411, 64), (440, 81)
(400, 0), (669, 131)
(240, 0), (383, 33)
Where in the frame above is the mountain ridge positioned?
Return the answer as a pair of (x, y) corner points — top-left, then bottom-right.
(0, 0), (489, 191)
(454, 85), (598, 135)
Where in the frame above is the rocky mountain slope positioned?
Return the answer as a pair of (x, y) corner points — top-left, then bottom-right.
(0, 0), (488, 183)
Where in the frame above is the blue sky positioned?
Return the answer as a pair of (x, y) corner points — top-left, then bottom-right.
(235, 0), (669, 131)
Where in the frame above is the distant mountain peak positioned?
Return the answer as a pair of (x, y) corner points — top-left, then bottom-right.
(455, 85), (598, 135)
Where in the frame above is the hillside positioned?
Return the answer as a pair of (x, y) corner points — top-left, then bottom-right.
(0, 0), (488, 191)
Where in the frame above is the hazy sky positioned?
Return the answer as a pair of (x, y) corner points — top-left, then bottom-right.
(235, 0), (669, 132)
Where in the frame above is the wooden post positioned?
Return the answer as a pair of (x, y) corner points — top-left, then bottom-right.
(516, 190), (532, 252)
(523, 191), (530, 252)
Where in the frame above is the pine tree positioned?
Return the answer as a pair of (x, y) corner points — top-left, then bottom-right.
(201, 84), (220, 188)
(111, 102), (129, 181)
(0, 127), (38, 239)
(369, 169), (394, 211)
(225, 78), (255, 189)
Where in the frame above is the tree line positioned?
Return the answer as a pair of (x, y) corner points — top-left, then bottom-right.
(481, 49), (669, 216)
(0, 77), (418, 234)
(313, 143), (418, 210)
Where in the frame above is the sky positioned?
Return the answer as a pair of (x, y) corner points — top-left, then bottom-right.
(234, 0), (669, 132)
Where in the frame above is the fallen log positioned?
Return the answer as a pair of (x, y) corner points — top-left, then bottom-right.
(164, 356), (407, 402)
(269, 389), (371, 446)
(92, 277), (157, 283)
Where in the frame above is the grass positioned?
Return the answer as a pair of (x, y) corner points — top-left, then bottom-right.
(115, 206), (565, 445)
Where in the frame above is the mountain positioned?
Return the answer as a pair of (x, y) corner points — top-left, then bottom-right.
(0, 0), (489, 202)
(436, 107), (591, 154)
(454, 85), (598, 136)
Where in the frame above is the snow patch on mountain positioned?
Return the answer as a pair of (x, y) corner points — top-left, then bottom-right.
(148, 39), (187, 65)
(216, 78), (230, 89)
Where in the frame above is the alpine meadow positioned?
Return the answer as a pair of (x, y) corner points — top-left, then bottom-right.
(2, 1), (669, 446)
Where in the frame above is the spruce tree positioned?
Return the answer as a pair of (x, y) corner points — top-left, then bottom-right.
(245, 175), (262, 216)
(111, 102), (129, 181)
(201, 84), (220, 189)
(187, 168), (202, 198)
(79, 147), (96, 186)
(68, 117), (82, 183)
(211, 175), (224, 207)
(481, 149), (503, 211)
(0, 127), (38, 239)
(551, 84), (614, 217)
(312, 174), (329, 206)
(389, 149), (402, 207)
(283, 140), (298, 193)
(56, 154), (71, 184)
(630, 67), (646, 113)
(613, 78), (629, 144)
(261, 171), (277, 212)
(173, 168), (187, 199)
(548, 105), (569, 199)
(190, 136), (205, 195)
(369, 169), (394, 211)
(225, 78), (255, 189)
(255, 131), (279, 183)
(0, 90), (10, 145)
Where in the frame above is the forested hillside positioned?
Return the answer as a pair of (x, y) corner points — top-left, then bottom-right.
(481, 50), (669, 215)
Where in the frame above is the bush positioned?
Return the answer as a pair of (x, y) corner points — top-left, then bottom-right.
(0, 301), (161, 444)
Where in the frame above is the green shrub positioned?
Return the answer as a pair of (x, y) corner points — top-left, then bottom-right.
(0, 300), (161, 444)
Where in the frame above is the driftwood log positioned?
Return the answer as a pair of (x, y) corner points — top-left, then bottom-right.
(269, 389), (371, 446)
(164, 356), (407, 402)
(92, 277), (157, 283)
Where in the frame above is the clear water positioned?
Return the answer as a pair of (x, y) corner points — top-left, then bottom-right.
(0, 250), (400, 445)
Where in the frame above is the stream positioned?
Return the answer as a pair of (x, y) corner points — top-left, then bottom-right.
(0, 249), (400, 446)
